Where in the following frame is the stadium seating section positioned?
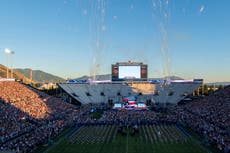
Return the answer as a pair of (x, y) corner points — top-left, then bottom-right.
(0, 81), (229, 152)
(58, 82), (201, 104)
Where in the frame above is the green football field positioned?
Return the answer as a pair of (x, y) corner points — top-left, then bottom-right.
(46, 125), (207, 153)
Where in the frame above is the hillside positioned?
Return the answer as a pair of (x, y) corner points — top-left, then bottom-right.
(15, 68), (65, 83)
(0, 64), (33, 84)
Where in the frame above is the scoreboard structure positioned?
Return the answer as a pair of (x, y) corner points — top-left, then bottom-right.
(112, 61), (148, 81)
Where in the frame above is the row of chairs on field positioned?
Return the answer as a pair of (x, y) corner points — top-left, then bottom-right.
(139, 125), (188, 143)
(68, 124), (188, 144)
(69, 125), (117, 144)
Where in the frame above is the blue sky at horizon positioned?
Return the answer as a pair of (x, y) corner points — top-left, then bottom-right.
(0, 0), (229, 82)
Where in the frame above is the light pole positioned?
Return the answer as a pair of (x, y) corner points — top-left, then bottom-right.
(10, 51), (15, 78)
(4, 48), (15, 78)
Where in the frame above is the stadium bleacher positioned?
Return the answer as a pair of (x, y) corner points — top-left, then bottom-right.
(1, 80), (229, 153)
(0, 81), (91, 153)
(58, 81), (201, 105)
(177, 85), (230, 152)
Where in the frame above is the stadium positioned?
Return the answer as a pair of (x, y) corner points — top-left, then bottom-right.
(0, 1), (230, 153)
(1, 60), (229, 153)
(58, 61), (203, 106)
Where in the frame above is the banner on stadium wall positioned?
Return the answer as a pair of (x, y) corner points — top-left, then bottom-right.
(0, 78), (15, 82)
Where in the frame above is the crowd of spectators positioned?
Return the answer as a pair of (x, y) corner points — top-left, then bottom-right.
(176, 85), (230, 152)
(1, 81), (229, 153)
(98, 109), (177, 125)
(0, 81), (90, 153)
(74, 86), (230, 152)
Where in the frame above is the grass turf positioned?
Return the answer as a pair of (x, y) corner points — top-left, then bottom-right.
(46, 125), (207, 153)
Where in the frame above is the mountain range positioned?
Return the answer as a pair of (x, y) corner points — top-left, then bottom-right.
(75, 75), (230, 86)
(206, 82), (230, 86)
(75, 74), (184, 81)
(15, 68), (65, 83)
(1, 65), (230, 85)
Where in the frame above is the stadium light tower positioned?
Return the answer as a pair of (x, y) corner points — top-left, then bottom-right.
(4, 48), (15, 78)
(10, 50), (15, 78)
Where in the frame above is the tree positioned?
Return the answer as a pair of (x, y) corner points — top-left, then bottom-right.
(218, 85), (224, 90)
(203, 84), (209, 95)
(208, 85), (215, 94)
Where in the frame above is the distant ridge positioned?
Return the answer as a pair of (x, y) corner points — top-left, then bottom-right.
(75, 74), (112, 80)
(15, 68), (65, 83)
(206, 82), (230, 86)
(75, 74), (184, 81)
(155, 76), (184, 80)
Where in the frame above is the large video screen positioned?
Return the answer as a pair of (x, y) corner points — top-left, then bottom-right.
(141, 65), (147, 78)
(118, 66), (141, 79)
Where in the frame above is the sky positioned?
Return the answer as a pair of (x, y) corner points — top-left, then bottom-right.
(0, 0), (229, 82)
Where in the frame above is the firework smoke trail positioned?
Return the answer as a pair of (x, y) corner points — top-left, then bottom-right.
(151, 0), (170, 108)
(151, 0), (170, 80)
(199, 5), (205, 13)
(89, 0), (106, 81)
